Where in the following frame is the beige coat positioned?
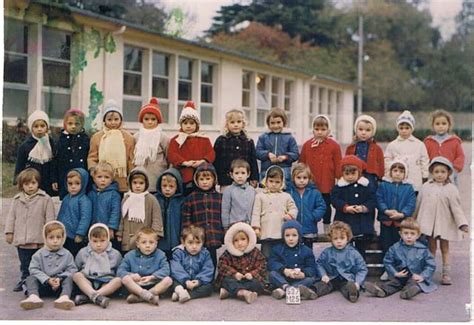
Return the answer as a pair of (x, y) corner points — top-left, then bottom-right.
(117, 193), (164, 251)
(414, 181), (468, 241)
(251, 190), (298, 240)
(4, 190), (56, 247)
(88, 129), (135, 192)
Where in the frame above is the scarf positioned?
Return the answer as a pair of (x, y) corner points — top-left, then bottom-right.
(99, 128), (127, 178)
(175, 131), (209, 147)
(122, 191), (149, 223)
(29, 134), (53, 164)
(134, 126), (162, 166)
(83, 244), (112, 277)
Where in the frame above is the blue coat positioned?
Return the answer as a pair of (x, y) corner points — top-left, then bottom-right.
(376, 179), (416, 223)
(315, 244), (368, 286)
(117, 248), (170, 279)
(256, 131), (299, 177)
(170, 245), (214, 285)
(384, 240), (437, 293)
(286, 182), (326, 235)
(88, 182), (121, 231)
(57, 168), (92, 239)
(55, 130), (90, 199)
(155, 168), (185, 252)
(331, 177), (377, 236)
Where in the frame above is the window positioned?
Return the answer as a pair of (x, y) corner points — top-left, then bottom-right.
(3, 18), (29, 119)
(177, 57), (193, 119)
(242, 71), (251, 123)
(318, 87), (325, 113)
(123, 45), (143, 121)
(271, 77), (280, 108)
(152, 52), (170, 123)
(284, 80), (292, 125)
(42, 27), (71, 120)
(200, 62), (214, 125)
(256, 73), (269, 127)
(309, 85), (318, 128)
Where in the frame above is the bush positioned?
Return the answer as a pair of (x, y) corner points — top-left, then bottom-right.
(375, 128), (472, 142)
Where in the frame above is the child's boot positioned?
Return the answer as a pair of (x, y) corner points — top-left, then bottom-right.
(54, 295), (75, 310)
(139, 290), (159, 306)
(271, 288), (285, 299)
(219, 288), (230, 300)
(91, 293), (110, 308)
(237, 289), (258, 304)
(299, 285), (318, 300)
(364, 282), (386, 297)
(126, 294), (144, 304)
(400, 285), (421, 300)
(441, 265), (452, 285)
(74, 294), (91, 305)
(20, 294), (44, 310)
(175, 285), (191, 303)
(346, 281), (359, 303)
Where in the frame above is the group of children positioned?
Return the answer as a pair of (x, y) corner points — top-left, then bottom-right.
(5, 96), (468, 309)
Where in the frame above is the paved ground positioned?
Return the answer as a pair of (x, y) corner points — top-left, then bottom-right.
(0, 143), (471, 321)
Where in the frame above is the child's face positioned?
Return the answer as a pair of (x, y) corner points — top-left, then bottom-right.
(90, 235), (109, 254)
(390, 167), (405, 183)
(355, 121), (374, 141)
(433, 116), (450, 135)
(46, 229), (64, 251)
(182, 235), (203, 256)
(227, 115), (244, 135)
(31, 120), (48, 138)
(233, 231), (249, 252)
(104, 112), (122, 129)
(67, 175), (82, 196)
(231, 167), (249, 185)
(313, 125), (329, 140)
(266, 176), (283, 192)
(65, 116), (82, 135)
(268, 117), (284, 133)
(331, 231), (349, 250)
(142, 113), (159, 129)
(397, 123), (412, 139)
(161, 179), (178, 198)
(431, 164), (449, 183)
(93, 170), (113, 191)
(294, 172), (310, 189)
(22, 179), (39, 196)
(136, 233), (158, 255)
(284, 228), (299, 248)
(342, 167), (359, 183)
(197, 173), (214, 191)
(131, 176), (147, 193)
(399, 228), (420, 246)
(181, 119), (197, 134)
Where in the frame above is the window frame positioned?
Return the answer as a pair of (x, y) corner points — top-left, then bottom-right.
(152, 51), (171, 125)
(123, 44), (144, 123)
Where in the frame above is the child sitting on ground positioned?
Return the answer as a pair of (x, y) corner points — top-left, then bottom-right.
(312, 221), (368, 303)
(20, 221), (77, 310)
(117, 227), (173, 305)
(217, 222), (267, 304)
(268, 220), (317, 300)
(170, 225), (214, 303)
(73, 223), (123, 308)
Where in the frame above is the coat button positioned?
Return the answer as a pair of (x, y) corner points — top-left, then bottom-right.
(68, 147), (71, 150)
(355, 194), (359, 198)
(78, 135), (81, 138)
(80, 159), (83, 162)
(67, 136), (70, 139)
(70, 159), (73, 162)
(354, 184), (358, 187)
(294, 254), (298, 256)
(236, 146), (240, 150)
(79, 146), (82, 149)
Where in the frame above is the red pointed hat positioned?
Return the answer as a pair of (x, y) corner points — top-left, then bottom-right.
(340, 155), (367, 172)
(138, 97), (163, 123)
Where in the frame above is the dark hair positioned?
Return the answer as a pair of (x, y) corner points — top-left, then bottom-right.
(266, 108), (288, 127)
(17, 168), (41, 191)
(230, 159), (250, 173)
(90, 227), (109, 239)
(312, 116), (329, 128)
(266, 166), (284, 180)
(181, 225), (205, 242)
(390, 162), (406, 172)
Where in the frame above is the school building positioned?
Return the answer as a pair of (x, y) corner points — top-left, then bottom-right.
(3, 0), (356, 144)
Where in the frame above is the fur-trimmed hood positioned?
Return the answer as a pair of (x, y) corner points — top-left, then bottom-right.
(337, 176), (369, 187)
(42, 220), (66, 250)
(224, 222), (257, 257)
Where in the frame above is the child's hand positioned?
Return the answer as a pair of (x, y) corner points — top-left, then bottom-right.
(277, 155), (287, 162)
(321, 275), (330, 283)
(182, 160), (195, 167)
(268, 152), (278, 163)
(52, 182), (59, 191)
(253, 228), (261, 238)
(345, 205), (357, 214)
(460, 225), (469, 233)
(412, 274), (424, 283)
(395, 269), (409, 278)
(354, 205), (368, 213)
(130, 273), (142, 282)
(391, 212), (404, 220)
(384, 209), (396, 217)
(139, 275), (156, 284)
(109, 229), (115, 240)
(116, 235), (122, 242)
(283, 269), (294, 278)
(48, 278), (60, 291)
(234, 272), (244, 281)
(187, 280), (199, 290)
(5, 233), (13, 244)
(244, 273), (253, 280)
(74, 235), (83, 244)
(283, 214), (294, 221)
(192, 160), (206, 168)
(250, 180), (258, 188)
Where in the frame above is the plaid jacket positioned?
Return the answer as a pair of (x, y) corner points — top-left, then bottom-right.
(182, 189), (224, 247)
(216, 247), (267, 287)
(213, 132), (259, 186)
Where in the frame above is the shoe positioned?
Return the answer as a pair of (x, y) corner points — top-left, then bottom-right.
(271, 288), (285, 300)
(20, 294), (44, 310)
(149, 295), (160, 306)
(400, 286), (421, 300)
(54, 295), (75, 310)
(126, 294), (144, 304)
(219, 288), (230, 300)
(441, 274), (452, 285)
(171, 292), (179, 302)
(242, 290), (258, 304)
(13, 280), (24, 292)
(93, 295), (110, 308)
(74, 294), (90, 306)
(346, 281), (359, 303)
(178, 290), (191, 303)
(364, 282), (386, 298)
(298, 285), (318, 300)
(379, 271), (389, 281)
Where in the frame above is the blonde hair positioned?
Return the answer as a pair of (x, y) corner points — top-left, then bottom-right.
(161, 175), (177, 185)
(291, 163), (313, 182)
(431, 109), (453, 132)
(329, 221), (353, 242)
(223, 109), (248, 135)
(399, 217), (421, 234)
(44, 223), (64, 237)
(92, 162), (114, 177)
(136, 227), (158, 241)
(181, 225), (205, 242)
(17, 168), (41, 191)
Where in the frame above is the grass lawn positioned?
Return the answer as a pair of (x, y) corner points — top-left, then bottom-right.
(2, 162), (17, 198)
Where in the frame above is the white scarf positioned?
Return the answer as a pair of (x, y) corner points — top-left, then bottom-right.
(122, 191), (149, 223)
(175, 131), (209, 147)
(29, 134), (53, 164)
(83, 243), (112, 277)
(134, 126), (162, 166)
(99, 128), (127, 178)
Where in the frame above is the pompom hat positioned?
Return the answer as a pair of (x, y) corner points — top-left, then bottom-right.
(179, 101), (200, 125)
(354, 114), (377, 136)
(138, 97), (163, 123)
(396, 110), (415, 130)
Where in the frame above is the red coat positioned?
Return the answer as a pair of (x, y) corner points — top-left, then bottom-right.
(424, 135), (465, 172)
(299, 137), (342, 194)
(345, 140), (384, 179)
(168, 135), (215, 184)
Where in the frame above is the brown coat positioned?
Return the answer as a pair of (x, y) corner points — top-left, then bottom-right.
(88, 129), (135, 192)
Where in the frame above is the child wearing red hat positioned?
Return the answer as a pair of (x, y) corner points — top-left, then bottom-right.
(133, 98), (170, 193)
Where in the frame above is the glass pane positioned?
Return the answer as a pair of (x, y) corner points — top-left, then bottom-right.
(178, 81), (192, 100)
(242, 90), (250, 107)
(285, 80), (292, 96)
(201, 105), (213, 125)
(3, 88), (28, 119)
(152, 52), (169, 76)
(284, 97), (290, 111)
(257, 110), (266, 127)
(244, 109), (251, 124)
(43, 60), (70, 88)
(257, 74), (266, 92)
(242, 71), (250, 89)
(257, 91), (269, 109)
(159, 102), (169, 124)
(42, 28), (70, 60)
(5, 19), (27, 53)
(271, 95), (278, 108)
(4, 54), (27, 83)
(201, 85), (212, 103)
(43, 91), (70, 120)
(123, 73), (141, 96)
(201, 62), (213, 83)
(272, 77), (279, 94)
(152, 77), (169, 98)
(177, 105), (183, 121)
(124, 46), (142, 72)
(179, 58), (192, 80)
(122, 99), (142, 122)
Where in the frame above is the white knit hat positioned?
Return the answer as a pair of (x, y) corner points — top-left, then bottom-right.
(396, 110), (415, 130)
(354, 114), (377, 136)
(102, 99), (123, 121)
(27, 110), (49, 130)
(179, 101), (200, 125)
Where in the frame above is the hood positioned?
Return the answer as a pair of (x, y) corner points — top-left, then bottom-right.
(224, 222), (257, 257)
(193, 163), (217, 188)
(385, 158), (409, 181)
(42, 220), (66, 250)
(312, 114), (332, 133)
(65, 168), (90, 196)
(156, 167), (184, 198)
(128, 167), (150, 190)
(281, 220), (303, 243)
(88, 223), (110, 242)
(28, 110), (50, 130)
(261, 165), (286, 191)
(429, 156), (454, 172)
(354, 114), (377, 136)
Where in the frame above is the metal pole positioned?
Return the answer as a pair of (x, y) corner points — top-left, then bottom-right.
(357, 14), (363, 116)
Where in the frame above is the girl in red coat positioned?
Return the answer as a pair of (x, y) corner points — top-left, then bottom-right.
(167, 101), (215, 194)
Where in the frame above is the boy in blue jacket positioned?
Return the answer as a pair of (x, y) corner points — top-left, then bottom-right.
(170, 225), (214, 303)
(57, 168), (92, 257)
(312, 221), (368, 303)
(268, 220), (317, 300)
(287, 163), (326, 248)
(118, 227), (172, 305)
(365, 218), (437, 300)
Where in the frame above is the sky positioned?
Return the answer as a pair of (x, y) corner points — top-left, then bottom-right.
(157, 0), (464, 40)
